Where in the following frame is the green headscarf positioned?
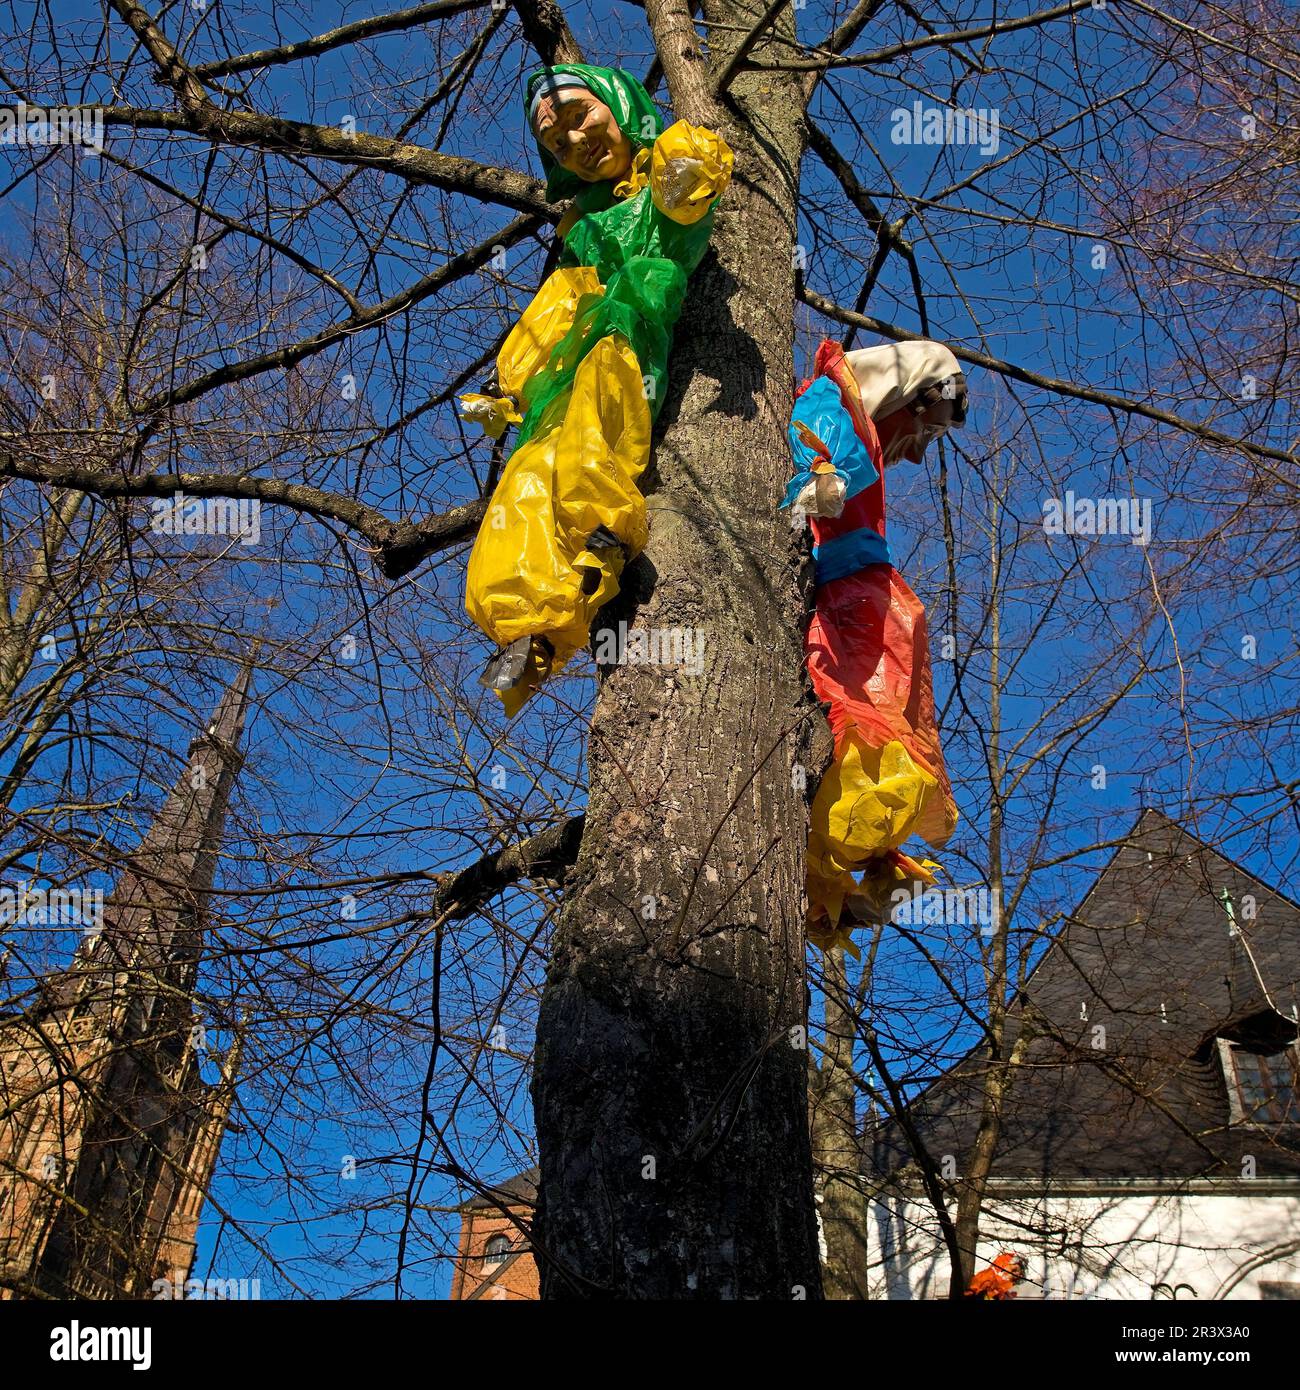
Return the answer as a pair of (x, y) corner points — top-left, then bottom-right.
(512, 64), (719, 446)
(525, 64), (664, 212)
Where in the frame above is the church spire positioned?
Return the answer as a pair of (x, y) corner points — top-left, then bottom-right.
(0, 659), (255, 1298)
(58, 656), (254, 1018)
(121, 651), (253, 894)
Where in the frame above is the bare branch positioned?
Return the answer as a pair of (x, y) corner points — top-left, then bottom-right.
(0, 459), (487, 578)
(194, 0), (487, 79)
(714, 0), (792, 94)
(805, 117), (900, 247)
(509, 0), (585, 64)
(433, 816), (585, 920)
(121, 213), (538, 418)
(101, 149), (365, 314)
(754, 0), (1095, 71)
(107, 0), (208, 113)
(805, 120), (931, 331)
(96, 105), (553, 216)
(819, 0), (889, 60)
(799, 286), (1299, 470)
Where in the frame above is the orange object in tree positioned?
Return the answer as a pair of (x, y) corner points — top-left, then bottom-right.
(964, 1252), (1026, 1299)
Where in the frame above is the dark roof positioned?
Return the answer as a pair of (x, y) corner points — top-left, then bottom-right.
(460, 1166), (539, 1211)
(870, 809), (1300, 1182)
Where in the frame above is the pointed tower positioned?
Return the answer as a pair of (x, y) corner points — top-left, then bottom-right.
(0, 663), (252, 1299)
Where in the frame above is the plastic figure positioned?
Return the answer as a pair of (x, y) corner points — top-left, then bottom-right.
(965, 1251), (1027, 1299)
(460, 65), (733, 716)
(783, 338), (966, 953)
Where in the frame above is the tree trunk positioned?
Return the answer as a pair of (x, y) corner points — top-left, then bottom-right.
(529, 40), (823, 1298)
(809, 947), (870, 1299)
(950, 470), (1012, 1296)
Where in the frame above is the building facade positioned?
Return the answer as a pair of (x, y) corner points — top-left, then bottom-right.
(449, 1168), (539, 1300)
(866, 810), (1300, 1300)
(0, 669), (250, 1299)
(453, 812), (1300, 1300)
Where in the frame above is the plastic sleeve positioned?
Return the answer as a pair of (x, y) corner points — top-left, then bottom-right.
(649, 121), (735, 226)
(781, 377), (877, 510)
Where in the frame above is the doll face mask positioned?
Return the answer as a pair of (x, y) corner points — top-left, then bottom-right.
(532, 91), (634, 183)
(845, 341), (967, 467)
(876, 375), (968, 465)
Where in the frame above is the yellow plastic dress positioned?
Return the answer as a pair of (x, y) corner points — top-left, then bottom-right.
(461, 121), (733, 717)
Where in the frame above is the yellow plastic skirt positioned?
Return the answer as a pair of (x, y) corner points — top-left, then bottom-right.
(805, 735), (945, 956)
(464, 330), (652, 717)
(459, 266), (604, 440)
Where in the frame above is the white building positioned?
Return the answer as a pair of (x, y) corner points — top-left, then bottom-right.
(864, 811), (1300, 1300)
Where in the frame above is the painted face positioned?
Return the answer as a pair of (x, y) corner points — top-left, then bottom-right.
(875, 382), (966, 465)
(533, 92), (634, 183)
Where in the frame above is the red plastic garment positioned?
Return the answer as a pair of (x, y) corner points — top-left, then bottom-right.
(964, 1252), (1025, 1300)
(806, 565), (955, 848)
(797, 340), (958, 948)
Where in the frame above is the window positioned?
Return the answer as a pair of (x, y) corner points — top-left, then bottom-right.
(1224, 1044), (1300, 1125)
(482, 1234), (511, 1268)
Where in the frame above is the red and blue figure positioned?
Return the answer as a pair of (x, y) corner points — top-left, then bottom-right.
(784, 338), (966, 952)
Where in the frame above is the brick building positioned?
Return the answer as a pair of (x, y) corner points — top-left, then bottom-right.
(450, 1168), (539, 1300)
(0, 667), (251, 1299)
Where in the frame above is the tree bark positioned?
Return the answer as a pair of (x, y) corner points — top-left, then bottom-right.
(809, 947), (870, 1299)
(529, 14), (823, 1298)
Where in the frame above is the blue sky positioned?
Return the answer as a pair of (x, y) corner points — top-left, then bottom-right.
(0, 0), (1294, 1297)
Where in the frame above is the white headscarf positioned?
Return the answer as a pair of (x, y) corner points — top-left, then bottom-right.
(845, 340), (963, 420)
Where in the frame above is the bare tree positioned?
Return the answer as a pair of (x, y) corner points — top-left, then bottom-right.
(0, 0), (1293, 1300)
